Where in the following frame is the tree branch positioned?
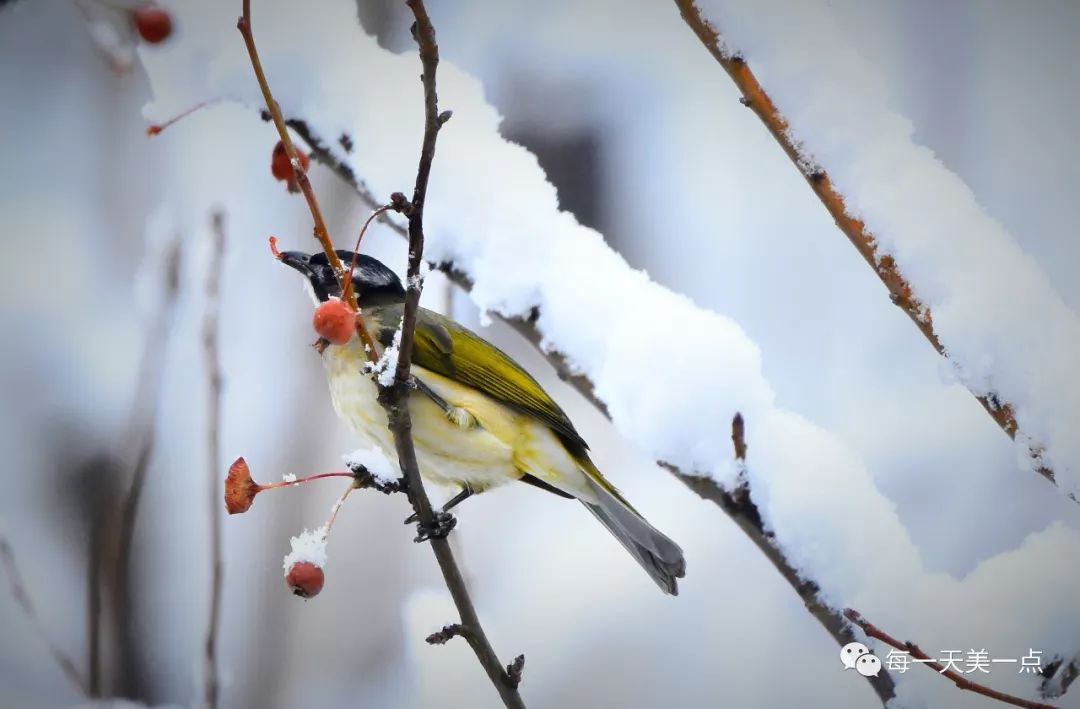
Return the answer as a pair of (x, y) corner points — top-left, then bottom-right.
(374, 3), (526, 707)
(671, 0), (1060, 493)
(114, 234), (183, 698)
(202, 210), (227, 709)
(0, 534), (87, 695)
(237, 0), (379, 359)
(845, 609), (1056, 709)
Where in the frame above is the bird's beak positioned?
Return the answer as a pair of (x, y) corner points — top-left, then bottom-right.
(279, 250), (315, 279)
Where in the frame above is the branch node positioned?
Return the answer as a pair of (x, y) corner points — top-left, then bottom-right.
(426, 623), (467, 645)
(505, 654), (525, 689)
(413, 511), (457, 543)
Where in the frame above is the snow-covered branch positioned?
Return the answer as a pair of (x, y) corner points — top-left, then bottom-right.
(673, 0), (1080, 499)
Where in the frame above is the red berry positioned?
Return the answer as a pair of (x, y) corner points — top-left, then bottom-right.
(286, 561), (324, 598)
(131, 6), (172, 44)
(270, 141), (310, 192)
(313, 297), (354, 345)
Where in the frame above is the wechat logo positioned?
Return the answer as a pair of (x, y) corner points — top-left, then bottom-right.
(840, 642), (882, 677)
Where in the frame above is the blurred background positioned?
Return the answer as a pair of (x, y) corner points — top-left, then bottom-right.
(1, 0), (1078, 707)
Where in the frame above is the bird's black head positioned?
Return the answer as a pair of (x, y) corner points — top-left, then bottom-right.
(279, 249), (405, 305)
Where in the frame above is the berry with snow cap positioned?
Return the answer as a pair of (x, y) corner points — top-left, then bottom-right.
(285, 561), (325, 599)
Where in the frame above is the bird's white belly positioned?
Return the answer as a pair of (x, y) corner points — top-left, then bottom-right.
(323, 347), (519, 491)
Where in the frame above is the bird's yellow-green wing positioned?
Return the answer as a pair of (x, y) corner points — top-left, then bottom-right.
(413, 307), (589, 453)
(371, 305), (588, 453)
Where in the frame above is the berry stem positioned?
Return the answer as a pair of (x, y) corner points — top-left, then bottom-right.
(146, 99), (215, 136)
(259, 471), (354, 491)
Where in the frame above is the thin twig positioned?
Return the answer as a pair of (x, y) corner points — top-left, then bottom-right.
(113, 235), (183, 698)
(0, 535), (88, 694)
(671, 0), (1059, 491)
(844, 609), (1056, 709)
(237, 0), (380, 360)
(202, 210), (227, 709)
(374, 3), (526, 707)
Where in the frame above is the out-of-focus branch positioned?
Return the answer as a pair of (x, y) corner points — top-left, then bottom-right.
(202, 210), (227, 709)
(844, 609), (1056, 709)
(373, 3), (525, 707)
(0, 535), (87, 695)
(671, 0), (1060, 492)
(270, 112), (891, 705)
(114, 235), (183, 698)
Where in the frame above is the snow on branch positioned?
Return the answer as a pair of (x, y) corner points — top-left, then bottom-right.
(674, 0), (1080, 499)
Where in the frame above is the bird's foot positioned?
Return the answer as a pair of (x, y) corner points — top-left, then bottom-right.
(413, 511), (457, 542)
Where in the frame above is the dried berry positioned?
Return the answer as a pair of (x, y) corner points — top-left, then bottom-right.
(224, 457), (262, 514)
(312, 297), (354, 345)
(285, 561), (325, 599)
(131, 6), (172, 44)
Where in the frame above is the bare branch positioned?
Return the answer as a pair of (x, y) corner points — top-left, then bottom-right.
(237, 0), (379, 359)
(1, 535), (87, 694)
(671, 0), (1060, 492)
(114, 235), (183, 698)
(845, 609), (1056, 709)
(202, 210), (228, 709)
(372, 2), (526, 707)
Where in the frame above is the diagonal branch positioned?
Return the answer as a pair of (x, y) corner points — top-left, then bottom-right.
(374, 2), (526, 707)
(0, 535), (87, 695)
(671, 0), (1059, 492)
(237, 0), (379, 359)
(845, 609), (1056, 709)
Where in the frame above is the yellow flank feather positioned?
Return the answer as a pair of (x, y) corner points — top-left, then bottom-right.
(322, 335), (598, 501)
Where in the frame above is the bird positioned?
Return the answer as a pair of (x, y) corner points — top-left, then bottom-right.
(279, 248), (687, 595)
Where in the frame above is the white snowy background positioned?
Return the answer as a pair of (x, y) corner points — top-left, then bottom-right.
(1, 1), (1078, 708)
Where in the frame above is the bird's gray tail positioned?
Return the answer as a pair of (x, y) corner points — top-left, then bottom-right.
(580, 474), (686, 595)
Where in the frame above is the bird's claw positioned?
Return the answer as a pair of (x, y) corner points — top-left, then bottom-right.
(414, 511), (457, 542)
